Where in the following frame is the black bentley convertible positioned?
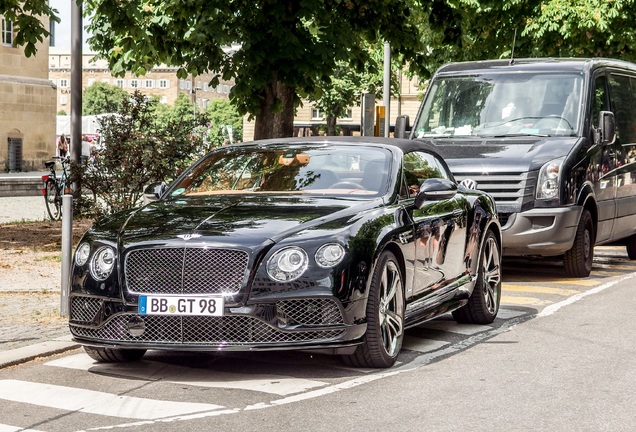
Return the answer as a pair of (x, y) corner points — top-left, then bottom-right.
(69, 137), (502, 368)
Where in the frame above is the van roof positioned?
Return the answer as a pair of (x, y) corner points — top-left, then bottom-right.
(435, 58), (636, 75)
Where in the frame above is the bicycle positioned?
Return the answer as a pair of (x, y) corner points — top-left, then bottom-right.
(42, 157), (72, 220)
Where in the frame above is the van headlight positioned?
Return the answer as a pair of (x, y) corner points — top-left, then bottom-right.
(267, 247), (308, 282)
(536, 157), (564, 200)
(90, 246), (116, 281)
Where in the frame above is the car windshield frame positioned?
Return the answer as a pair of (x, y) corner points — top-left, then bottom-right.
(413, 72), (584, 138)
(165, 144), (394, 199)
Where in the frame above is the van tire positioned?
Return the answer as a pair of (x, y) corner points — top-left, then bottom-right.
(626, 235), (636, 260)
(564, 209), (594, 277)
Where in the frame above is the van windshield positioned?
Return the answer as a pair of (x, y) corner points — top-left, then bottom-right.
(414, 73), (583, 138)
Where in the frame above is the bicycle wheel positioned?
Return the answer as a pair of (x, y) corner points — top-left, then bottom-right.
(44, 179), (62, 220)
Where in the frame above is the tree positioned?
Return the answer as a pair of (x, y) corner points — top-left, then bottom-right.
(204, 99), (243, 148)
(0, 0), (59, 57)
(78, 91), (202, 216)
(82, 82), (129, 115)
(82, 0), (425, 140)
(308, 42), (402, 136)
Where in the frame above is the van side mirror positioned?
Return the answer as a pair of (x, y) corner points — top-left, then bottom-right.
(394, 115), (410, 139)
(599, 111), (616, 145)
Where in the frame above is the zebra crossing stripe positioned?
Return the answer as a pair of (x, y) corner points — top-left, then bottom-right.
(0, 380), (224, 420)
(0, 424), (45, 432)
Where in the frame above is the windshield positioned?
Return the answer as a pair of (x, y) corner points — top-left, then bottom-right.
(168, 145), (392, 198)
(414, 72), (583, 138)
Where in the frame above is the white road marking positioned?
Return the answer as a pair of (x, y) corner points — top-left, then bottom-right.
(45, 354), (328, 396)
(0, 380), (223, 420)
(0, 424), (45, 432)
(538, 273), (636, 317)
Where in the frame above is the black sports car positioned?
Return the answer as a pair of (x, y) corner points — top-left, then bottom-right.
(69, 136), (502, 368)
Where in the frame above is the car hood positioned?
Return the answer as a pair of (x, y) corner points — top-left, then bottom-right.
(94, 195), (380, 249)
(416, 136), (580, 172)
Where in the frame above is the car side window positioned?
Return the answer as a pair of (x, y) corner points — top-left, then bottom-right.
(401, 151), (449, 198)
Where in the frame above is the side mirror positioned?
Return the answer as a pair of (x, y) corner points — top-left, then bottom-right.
(413, 178), (457, 208)
(394, 115), (410, 139)
(143, 181), (166, 204)
(598, 111), (616, 145)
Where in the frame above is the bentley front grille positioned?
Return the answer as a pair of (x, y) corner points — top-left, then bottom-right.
(70, 314), (345, 346)
(70, 296), (102, 324)
(124, 247), (249, 295)
(276, 298), (345, 325)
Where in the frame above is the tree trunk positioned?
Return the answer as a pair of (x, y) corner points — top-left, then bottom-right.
(253, 80), (296, 140)
(326, 115), (338, 136)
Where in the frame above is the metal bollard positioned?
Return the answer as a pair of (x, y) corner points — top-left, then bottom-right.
(60, 195), (73, 317)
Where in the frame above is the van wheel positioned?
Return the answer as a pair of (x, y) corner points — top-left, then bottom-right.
(626, 235), (636, 260)
(564, 209), (594, 277)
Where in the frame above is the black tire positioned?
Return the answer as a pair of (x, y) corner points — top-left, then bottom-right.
(453, 229), (501, 324)
(84, 346), (146, 363)
(44, 179), (61, 220)
(344, 251), (405, 368)
(626, 234), (636, 260)
(563, 209), (594, 277)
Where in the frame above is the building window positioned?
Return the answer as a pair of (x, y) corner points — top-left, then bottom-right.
(129, 79), (139, 88)
(2, 16), (14, 46)
(59, 79), (69, 88)
(115, 79), (125, 88)
(144, 79), (154, 88)
(203, 83), (209, 91)
(60, 95), (68, 105)
(340, 109), (353, 120)
(159, 79), (169, 88)
(102, 78), (110, 84)
(311, 108), (324, 120)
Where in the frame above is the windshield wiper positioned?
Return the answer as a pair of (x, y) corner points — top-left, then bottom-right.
(492, 133), (549, 138)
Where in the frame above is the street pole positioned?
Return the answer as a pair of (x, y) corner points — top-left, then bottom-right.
(62, 0), (83, 317)
(383, 42), (391, 137)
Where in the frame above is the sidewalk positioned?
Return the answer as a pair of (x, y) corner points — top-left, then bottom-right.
(0, 194), (81, 368)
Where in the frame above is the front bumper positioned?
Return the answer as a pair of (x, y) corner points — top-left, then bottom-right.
(501, 206), (583, 256)
(69, 295), (366, 351)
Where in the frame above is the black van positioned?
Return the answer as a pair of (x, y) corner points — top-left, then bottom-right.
(403, 58), (636, 277)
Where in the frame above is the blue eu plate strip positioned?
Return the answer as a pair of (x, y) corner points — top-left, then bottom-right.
(139, 296), (147, 314)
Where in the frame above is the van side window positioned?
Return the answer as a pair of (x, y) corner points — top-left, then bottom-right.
(608, 74), (636, 144)
(591, 76), (608, 129)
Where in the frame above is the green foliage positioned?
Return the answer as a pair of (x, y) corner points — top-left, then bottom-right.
(82, 82), (129, 115)
(82, 0), (426, 139)
(0, 0), (60, 57)
(308, 41), (402, 135)
(203, 99), (243, 149)
(78, 91), (202, 217)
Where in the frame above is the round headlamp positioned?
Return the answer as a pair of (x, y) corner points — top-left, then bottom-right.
(315, 243), (345, 268)
(75, 242), (91, 266)
(90, 246), (116, 281)
(267, 247), (308, 282)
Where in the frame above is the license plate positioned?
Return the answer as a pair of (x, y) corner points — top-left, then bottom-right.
(138, 295), (224, 316)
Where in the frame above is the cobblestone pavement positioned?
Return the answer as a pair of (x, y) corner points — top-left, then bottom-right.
(0, 195), (73, 353)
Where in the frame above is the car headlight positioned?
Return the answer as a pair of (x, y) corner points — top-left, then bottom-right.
(315, 243), (345, 268)
(267, 247), (308, 282)
(90, 246), (116, 281)
(75, 242), (91, 266)
(537, 157), (564, 199)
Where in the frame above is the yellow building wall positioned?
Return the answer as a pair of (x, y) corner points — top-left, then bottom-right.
(1, 16), (56, 172)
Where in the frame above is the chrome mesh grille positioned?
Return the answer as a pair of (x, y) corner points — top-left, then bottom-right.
(125, 247), (249, 295)
(276, 299), (344, 325)
(70, 314), (344, 345)
(70, 297), (102, 323)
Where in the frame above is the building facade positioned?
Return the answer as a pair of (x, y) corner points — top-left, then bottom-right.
(1, 14), (57, 172)
(49, 48), (235, 116)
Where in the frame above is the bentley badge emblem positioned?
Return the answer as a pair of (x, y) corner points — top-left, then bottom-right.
(177, 233), (202, 241)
